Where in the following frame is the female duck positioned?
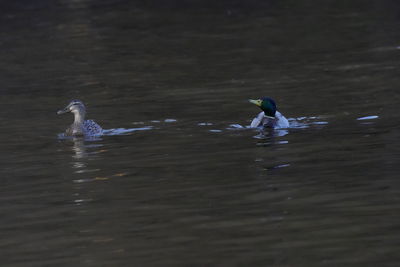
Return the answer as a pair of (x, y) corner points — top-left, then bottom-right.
(249, 97), (289, 129)
(57, 100), (103, 136)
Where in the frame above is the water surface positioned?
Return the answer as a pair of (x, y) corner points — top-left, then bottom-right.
(1, 1), (400, 266)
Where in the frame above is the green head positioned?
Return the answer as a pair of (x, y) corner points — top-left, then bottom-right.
(249, 97), (277, 118)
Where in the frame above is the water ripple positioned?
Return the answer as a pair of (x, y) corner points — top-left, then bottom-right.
(357, 115), (379, 121)
(102, 126), (153, 136)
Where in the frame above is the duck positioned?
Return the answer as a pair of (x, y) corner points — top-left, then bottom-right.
(57, 100), (103, 136)
(248, 97), (289, 129)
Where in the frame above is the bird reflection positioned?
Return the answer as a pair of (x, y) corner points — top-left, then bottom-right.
(72, 137), (88, 159)
(252, 128), (291, 175)
(253, 127), (289, 142)
(68, 136), (103, 174)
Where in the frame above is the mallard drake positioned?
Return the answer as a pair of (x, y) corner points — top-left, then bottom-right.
(249, 97), (289, 129)
(57, 100), (103, 136)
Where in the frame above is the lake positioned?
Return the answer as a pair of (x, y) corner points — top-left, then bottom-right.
(1, 0), (400, 266)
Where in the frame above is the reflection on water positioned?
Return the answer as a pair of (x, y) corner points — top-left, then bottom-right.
(72, 138), (87, 160)
(69, 137), (103, 175)
(1, 0), (400, 266)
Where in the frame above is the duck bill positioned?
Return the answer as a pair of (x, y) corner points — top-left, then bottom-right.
(248, 99), (262, 107)
(57, 108), (69, 115)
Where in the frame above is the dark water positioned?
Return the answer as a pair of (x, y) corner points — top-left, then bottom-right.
(1, 1), (400, 266)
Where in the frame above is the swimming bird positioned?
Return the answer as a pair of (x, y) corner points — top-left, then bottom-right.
(249, 97), (289, 128)
(57, 100), (103, 136)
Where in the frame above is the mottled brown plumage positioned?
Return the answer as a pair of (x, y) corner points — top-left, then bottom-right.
(57, 100), (103, 136)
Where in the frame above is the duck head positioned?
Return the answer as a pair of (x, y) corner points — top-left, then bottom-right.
(57, 100), (86, 115)
(57, 100), (86, 122)
(249, 97), (277, 118)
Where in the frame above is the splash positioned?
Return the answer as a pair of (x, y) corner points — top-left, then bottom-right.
(357, 115), (379, 121)
(103, 126), (153, 136)
(287, 116), (329, 129)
